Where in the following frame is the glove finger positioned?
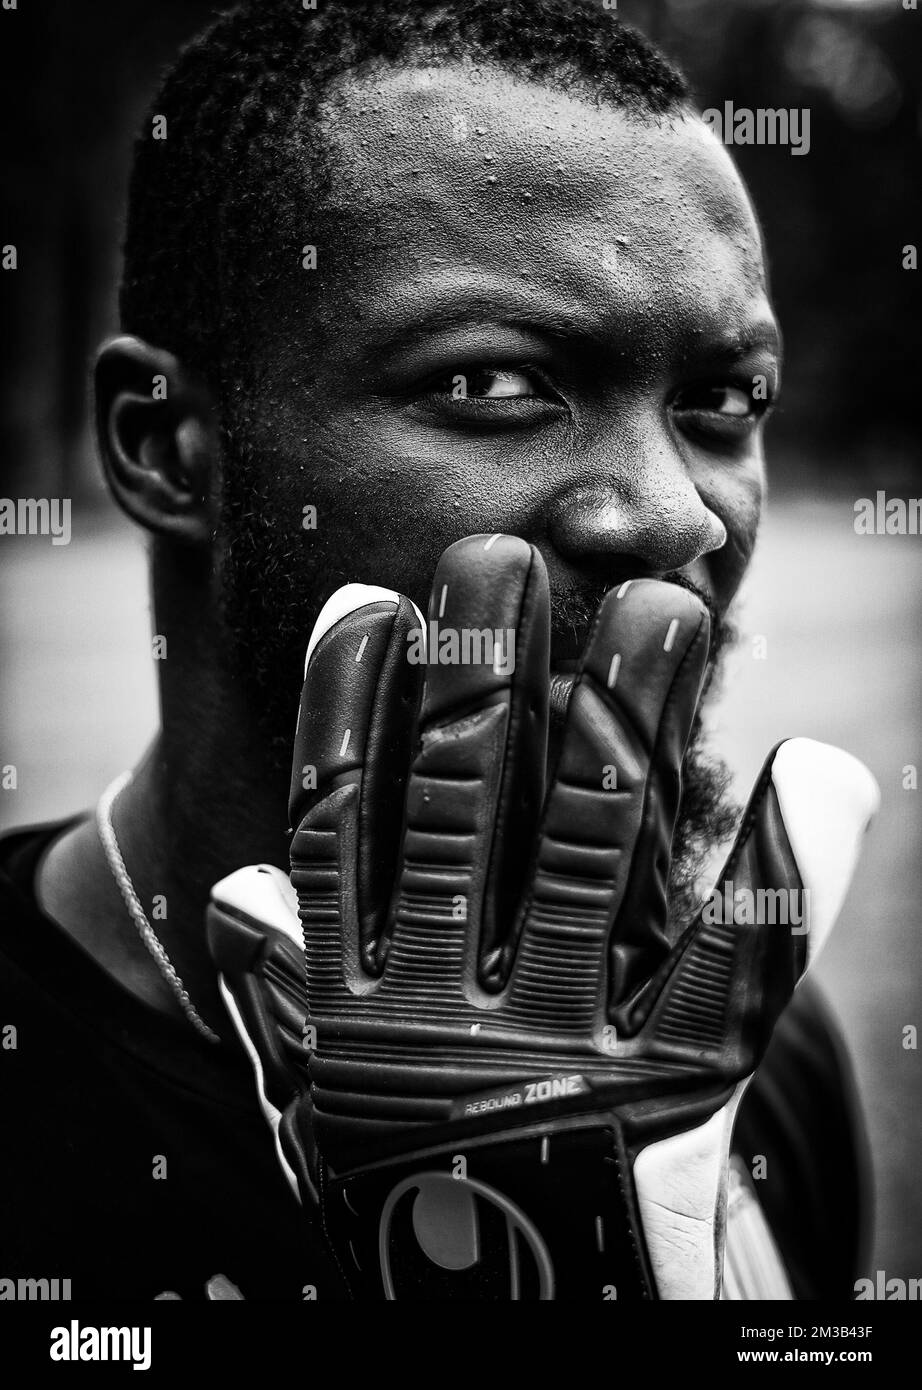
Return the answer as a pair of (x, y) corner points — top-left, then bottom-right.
(506, 579), (710, 1036)
(207, 862), (308, 1200)
(639, 737), (880, 1072)
(381, 534), (549, 1000)
(629, 739), (878, 1302)
(288, 585), (425, 985)
(205, 1274), (245, 1301)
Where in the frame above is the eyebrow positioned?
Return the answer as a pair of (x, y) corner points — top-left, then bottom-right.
(361, 284), (584, 354)
(359, 275), (782, 362)
(364, 307), (581, 355)
(699, 326), (783, 359)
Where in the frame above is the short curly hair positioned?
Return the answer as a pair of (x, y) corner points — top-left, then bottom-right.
(120, 0), (690, 390)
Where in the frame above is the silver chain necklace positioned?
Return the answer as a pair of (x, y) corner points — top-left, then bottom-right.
(96, 771), (220, 1045)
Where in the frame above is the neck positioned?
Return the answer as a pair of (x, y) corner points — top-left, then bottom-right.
(38, 712), (293, 1043)
(120, 710), (293, 963)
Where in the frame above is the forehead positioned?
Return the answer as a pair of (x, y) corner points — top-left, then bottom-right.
(313, 62), (771, 344)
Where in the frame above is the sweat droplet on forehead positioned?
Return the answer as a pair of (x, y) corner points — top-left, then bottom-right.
(315, 62), (766, 309)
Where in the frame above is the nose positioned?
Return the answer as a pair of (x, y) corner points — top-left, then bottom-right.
(547, 421), (727, 576)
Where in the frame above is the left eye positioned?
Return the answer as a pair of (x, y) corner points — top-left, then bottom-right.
(674, 385), (756, 418)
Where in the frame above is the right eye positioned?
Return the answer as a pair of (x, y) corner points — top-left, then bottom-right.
(410, 362), (567, 432)
(450, 367), (542, 400)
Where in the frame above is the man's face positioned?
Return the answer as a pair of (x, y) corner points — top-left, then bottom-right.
(219, 61), (780, 903)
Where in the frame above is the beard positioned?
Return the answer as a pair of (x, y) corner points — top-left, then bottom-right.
(218, 422), (740, 938)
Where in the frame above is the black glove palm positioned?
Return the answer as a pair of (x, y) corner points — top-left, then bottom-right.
(208, 535), (877, 1300)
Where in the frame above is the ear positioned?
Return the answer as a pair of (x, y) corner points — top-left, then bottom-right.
(95, 336), (220, 545)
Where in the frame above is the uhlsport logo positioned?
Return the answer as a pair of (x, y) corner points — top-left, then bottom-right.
(379, 1172), (553, 1299)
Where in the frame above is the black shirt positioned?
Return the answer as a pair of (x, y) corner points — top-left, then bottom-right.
(0, 820), (337, 1300)
(0, 820), (871, 1300)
